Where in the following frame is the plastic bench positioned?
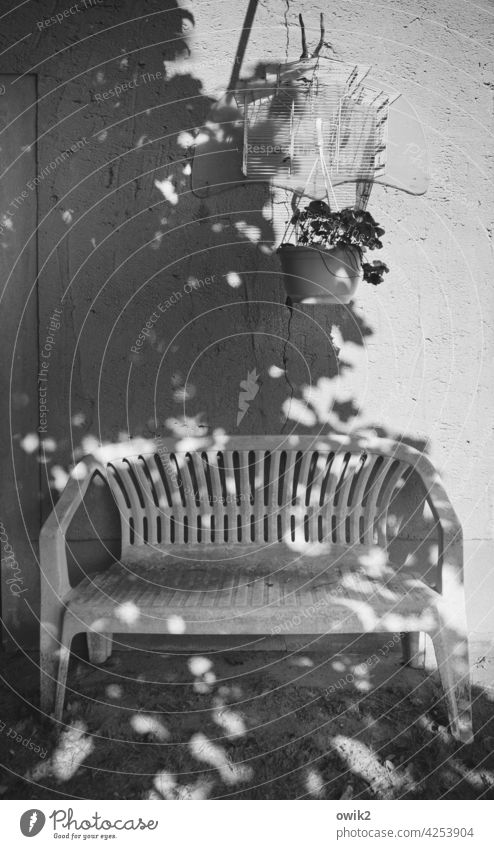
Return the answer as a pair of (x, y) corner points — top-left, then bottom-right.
(39, 435), (473, 742)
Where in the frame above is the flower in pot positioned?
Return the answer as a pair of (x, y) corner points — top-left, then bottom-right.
(277, 200), (389, 304)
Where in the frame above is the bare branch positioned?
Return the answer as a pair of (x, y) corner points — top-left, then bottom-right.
(299, 13), (309, 59)
(312, 12), (325, 57)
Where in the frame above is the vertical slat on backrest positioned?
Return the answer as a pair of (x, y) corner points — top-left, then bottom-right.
(174, 453), (199, 543)
(349, 454), (375, 543)
(163, 452), (185, 544)
(252, 450), (265, 541)
(294, 451), (313, 543)
(322, 451), (348, 543)
(267, 450), (282, 540)
(222, 452), (239, 542)
(146, 454), (172, 543)
(362, 456), (396, 545)
(334, 453), (362, 544)
(190, 452), (213, 543)
(107, 463), (133, 547)
(279, 449), (297, 541)
(314, 451), (334, 543)
(238, 450), (252, 541)
(131, 457), (159, 543)
(119, 460), (145, 544)
(308, 452), (328, 541)
(207, 451), (226, 543)
(375, 460), (408, 547)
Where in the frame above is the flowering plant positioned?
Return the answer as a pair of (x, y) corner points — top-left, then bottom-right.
(291, 201), (389, 285)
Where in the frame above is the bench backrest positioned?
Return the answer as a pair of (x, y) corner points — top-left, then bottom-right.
(103, 436), (418, 550)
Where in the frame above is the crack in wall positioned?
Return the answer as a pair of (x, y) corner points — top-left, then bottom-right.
(284, 0), (291, 63)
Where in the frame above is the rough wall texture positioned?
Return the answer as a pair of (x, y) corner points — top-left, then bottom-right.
(0, 0), (493, 665)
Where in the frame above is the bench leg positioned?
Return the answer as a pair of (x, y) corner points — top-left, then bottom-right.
(87, 632), (113, 664)
(40, 603), (65, 716)
(401, 632), (426, 668)
(429, 613), (473, 744)
(54, 645), (71, 723)
(53, 617), (79, 722)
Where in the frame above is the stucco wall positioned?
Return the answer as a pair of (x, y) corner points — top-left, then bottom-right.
(0, 0), (493, 673)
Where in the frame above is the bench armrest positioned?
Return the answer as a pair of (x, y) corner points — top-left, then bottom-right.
(363, 437), (464, 599)
(39, 456), (104, 599)
(422, 473), (463, 599)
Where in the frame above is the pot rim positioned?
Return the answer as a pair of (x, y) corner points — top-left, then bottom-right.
(277, 242), (362, 256)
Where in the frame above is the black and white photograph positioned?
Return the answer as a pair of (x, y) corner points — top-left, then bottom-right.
(0, 0), (493, 842)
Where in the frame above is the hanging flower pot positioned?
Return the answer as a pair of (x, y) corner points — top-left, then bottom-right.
(278, 243), (362, 304)
(278, 197), (389, 305)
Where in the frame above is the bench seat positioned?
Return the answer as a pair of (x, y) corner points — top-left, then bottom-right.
(64, 544), (439, 636)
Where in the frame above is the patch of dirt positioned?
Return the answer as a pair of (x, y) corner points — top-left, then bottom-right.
(1, 648), (494, 800)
